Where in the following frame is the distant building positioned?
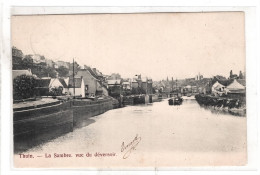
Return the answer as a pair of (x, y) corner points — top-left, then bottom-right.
(122, 81), (131, 90)
(225, 79), (246, 98)
(195, 73), (203, 80)
(12, 69), (33, 80)
(46, 59), (55, 68)
(107, 79), (122, 98)
(185, 78), (196, 81)
(140, 78), (153, 94)
(32, 54), (45, 64)
(107, 79), (122, 87)
(211, 81), (226, 96)
(108, 73), (121, 80)
(132, 79), (139, 89)
(55, 61), (70, 69)
(211, 78), (246, 98)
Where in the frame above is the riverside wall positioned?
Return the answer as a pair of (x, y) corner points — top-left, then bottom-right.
(195, 94), (246, 116)
(122, 94), (161, 106)
(13, 97), (118, 152)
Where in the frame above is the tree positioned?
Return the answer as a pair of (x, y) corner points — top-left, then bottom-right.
(12, 56), (23, 70)
(56, 66), (69, 77)
(12, 46), (23, 58)
(131, 87), (145, 95)
(229, 70), (233, 79)
(22, 55), (34, 69)
(46, 67), (57, 78)
(13, 75), (37, 100)
(12, 47), (24, 70)
(69, 61), (80, 75)
(239, 71), (243, 79)
(49, 86), (63, 96)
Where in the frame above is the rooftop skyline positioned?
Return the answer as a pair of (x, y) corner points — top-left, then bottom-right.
(12, 12), (245, 81)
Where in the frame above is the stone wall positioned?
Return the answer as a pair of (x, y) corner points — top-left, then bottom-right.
(13, 98), (118, 152)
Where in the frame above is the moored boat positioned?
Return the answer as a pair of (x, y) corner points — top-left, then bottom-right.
(168, 98), (174, 105)
(173, 96), (183, 105)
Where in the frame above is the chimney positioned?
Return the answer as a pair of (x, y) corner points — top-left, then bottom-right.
(93, 68), (96, 73)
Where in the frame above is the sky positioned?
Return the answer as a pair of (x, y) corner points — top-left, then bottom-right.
(12, 12), (245, 81)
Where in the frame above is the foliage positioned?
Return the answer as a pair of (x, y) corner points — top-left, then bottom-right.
(108, 85), (122, 97)
(49, 86), (63, 96)
(13, 75), (37, 100)
(56, 66), (69, 77)
(31, 65), (56, 78)
(239, 71), (244, 79)
(12, 47), (24, 58)
(131, 87), (146, 95)
(69, 61), (81, 75)
(230, 70), (233, 78)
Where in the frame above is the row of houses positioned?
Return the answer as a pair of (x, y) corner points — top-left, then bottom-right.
(211, 77), (246, 98)
(106, 76), (154, 97)
(13, 68), (109, 98)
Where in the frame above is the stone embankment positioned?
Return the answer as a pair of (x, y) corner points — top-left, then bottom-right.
(195, 94), (246, 116)
(13, 97), (119, 152)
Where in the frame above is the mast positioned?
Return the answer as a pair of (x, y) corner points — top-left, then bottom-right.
(171, 77), (173, 92)
(176, 78), (178, 94)
(73, 58), (75, 99)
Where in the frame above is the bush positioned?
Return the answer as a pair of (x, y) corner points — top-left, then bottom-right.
(49, 86), (63, 96)
(13, 75), (37, 100)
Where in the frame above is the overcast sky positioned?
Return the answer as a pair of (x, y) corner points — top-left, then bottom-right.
(12, 12), (245, 81)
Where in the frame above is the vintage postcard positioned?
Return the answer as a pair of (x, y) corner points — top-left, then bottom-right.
(11, 11), (247, 169)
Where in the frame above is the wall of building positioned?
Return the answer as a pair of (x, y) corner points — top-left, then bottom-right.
(68, 88), (83, 97)
(76, 70), (97, 96)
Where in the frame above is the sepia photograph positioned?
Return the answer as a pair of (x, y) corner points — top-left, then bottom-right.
(11, 11), (248, 168)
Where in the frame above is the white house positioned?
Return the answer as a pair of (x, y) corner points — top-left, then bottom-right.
(67, 77), (85, 97)
(49, 78), (69, 95)
(211, 81), (226, 96)
(12, 69), (33, 80)
(122, 81), (131, 90)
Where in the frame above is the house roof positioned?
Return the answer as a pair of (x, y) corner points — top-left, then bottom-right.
(76, 69), (98, 81)
(93, 68), (103, 77)
(226, 79), (245, 90)
(227, 89), (246, 94)
(122, 82), (130, 85)
(12, 69), (32, 79)
(86, 68), (99, 79)
(107, 79), (121, 85)
(59, 78), (68, 88)
(237, 79), (246, 86)
(214, 78), (246, 88)
(68, 77), (82, 88)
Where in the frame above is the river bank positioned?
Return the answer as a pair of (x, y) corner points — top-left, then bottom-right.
(14, 98), (247, 167)
(195, 94), (246, 116)
(13, 96), (119, 153)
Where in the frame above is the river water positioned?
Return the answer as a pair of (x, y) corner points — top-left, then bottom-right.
(14, 98), (247, 168)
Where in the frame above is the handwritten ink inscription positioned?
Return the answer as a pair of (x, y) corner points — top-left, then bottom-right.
(121, 134), (141, 159)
